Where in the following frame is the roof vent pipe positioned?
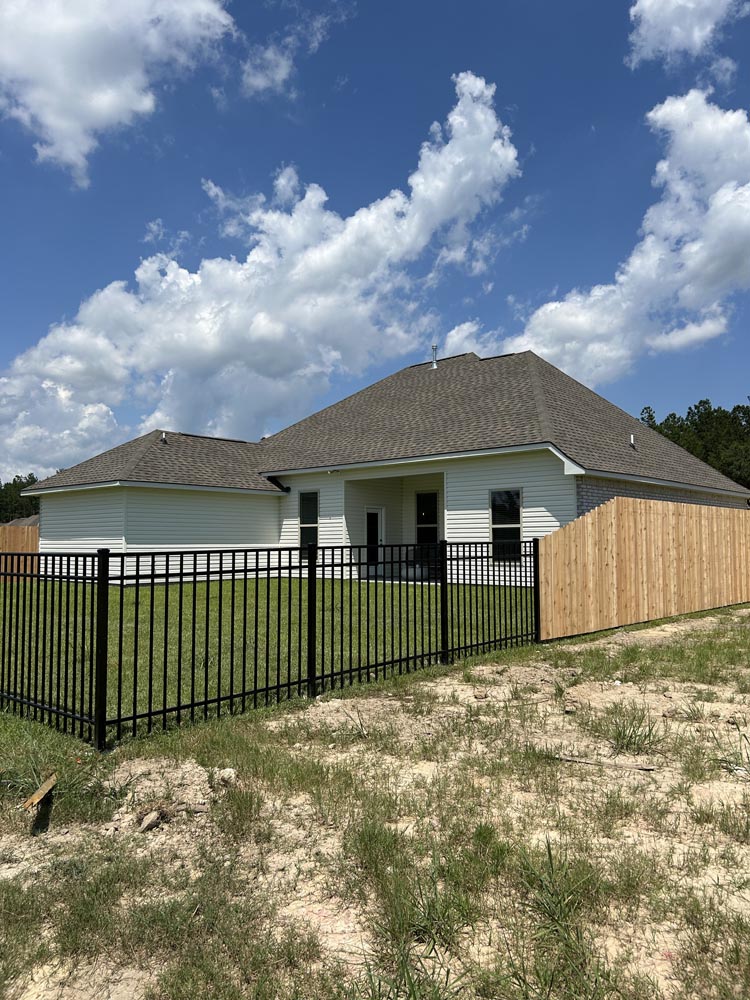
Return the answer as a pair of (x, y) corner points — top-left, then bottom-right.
(161, 431), (167, 443)
(629, 433), (635, 448)
(431, 344), (438, 369)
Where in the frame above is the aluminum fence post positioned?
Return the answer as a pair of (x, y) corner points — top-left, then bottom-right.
(439, 539), (450, 664)
(94, 548), (110, 751)
(306, 544), (318, 698)
(532, 537), (542, 644)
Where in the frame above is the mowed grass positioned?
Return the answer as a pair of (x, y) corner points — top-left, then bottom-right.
(0, 577), (535, 739)
(2, 606), (750, 999)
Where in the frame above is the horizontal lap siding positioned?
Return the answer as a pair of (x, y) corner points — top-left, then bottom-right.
(401, 474), (444, 543)
(39, 489), (125, 552)
(278, 473), (345, 547)
(344, 479), (403, 545)
(280, 452), (575, 548)
(124, 488), (280, 551)
(444, 451), (576, 542)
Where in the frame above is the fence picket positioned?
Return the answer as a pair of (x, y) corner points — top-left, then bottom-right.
(0, 541), (538, 746)
(539, 498), (750, 640)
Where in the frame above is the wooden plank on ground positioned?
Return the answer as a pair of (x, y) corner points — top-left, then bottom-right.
(22, 773), (57, 811)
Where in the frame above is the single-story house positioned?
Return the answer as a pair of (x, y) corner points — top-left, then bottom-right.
(24, 350), (750, 557)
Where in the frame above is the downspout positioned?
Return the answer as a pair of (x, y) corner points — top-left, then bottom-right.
(266, 476), (291, 494)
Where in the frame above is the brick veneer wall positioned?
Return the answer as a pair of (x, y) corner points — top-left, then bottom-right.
(576, 476), (748, 518)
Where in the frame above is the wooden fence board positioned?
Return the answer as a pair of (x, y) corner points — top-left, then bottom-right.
(0, 525), (38, 575)
(539, 497), (750, 641)
(0, 525), (38, 554)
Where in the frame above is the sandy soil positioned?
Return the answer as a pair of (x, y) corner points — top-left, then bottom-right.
(5, 607), (750, 998)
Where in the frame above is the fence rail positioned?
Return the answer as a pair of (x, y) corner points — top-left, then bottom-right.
(538, 497), (750, 640)
(0, 540), (538, 747)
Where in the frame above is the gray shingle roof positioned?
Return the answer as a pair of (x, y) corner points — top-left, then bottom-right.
(531, 353), (748, 493)
(27, 352), (749, 497)
(260, 351), (748, 495)
(31, 429), (282, 493)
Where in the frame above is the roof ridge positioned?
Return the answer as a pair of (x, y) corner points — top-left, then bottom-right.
(525, 353), (553, 443)
(170, 431), (260, 445)
(531, 353), (747, 493)
(531, 353), (646, 428)
(406, 352), (480, 368)
(120, 428), (166, 479)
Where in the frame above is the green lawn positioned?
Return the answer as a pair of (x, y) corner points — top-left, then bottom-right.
(0, 576), (535, 741)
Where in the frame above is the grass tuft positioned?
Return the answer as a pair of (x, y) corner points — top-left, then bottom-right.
(578, 702), (667, 756)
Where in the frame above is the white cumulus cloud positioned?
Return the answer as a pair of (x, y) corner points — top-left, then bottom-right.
(501, 89), (750, 385)
(628, 0), (749, 67)
(0, 72), (520, 479)
(0, 0), (234, 186)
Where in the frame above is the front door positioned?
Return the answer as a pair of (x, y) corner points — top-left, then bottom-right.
(366, 508), (383, 565)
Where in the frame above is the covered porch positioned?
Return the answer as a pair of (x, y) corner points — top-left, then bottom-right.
(343, 471), (443, 546)
(343, 471), (443, 577)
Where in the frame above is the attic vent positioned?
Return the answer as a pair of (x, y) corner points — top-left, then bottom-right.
(431, 344), (437, 369)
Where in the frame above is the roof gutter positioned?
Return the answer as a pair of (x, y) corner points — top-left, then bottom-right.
(581, 468), (750, 500)
(24, 479), (284, 497)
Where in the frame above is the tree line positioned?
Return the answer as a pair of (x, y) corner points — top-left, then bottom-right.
(0, 474), (40, 523)
(641, 399), (750, 490)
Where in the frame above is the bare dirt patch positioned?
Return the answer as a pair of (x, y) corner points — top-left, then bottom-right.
(15, 963), (156, 1000)
(561, 608), (749, 653)
(256, 793), (372, 966)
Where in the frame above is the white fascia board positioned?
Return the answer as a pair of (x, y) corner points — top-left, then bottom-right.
(23, 480), (123, 496)
(263, 443), (585, 477)
(25, 480), (282, 498)
(581, 468), (750, 499)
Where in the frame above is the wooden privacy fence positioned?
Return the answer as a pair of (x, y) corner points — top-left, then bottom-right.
(0, 524), (38, 563)
(539, 497), (750, 641)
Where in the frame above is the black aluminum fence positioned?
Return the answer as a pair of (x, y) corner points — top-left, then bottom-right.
(0, 540), (540, 748)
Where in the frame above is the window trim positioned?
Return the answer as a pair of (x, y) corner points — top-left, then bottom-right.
(489, 487), (523, 558)
(299, 490), (319, 555)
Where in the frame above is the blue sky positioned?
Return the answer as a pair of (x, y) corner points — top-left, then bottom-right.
(1, 0), (750, 479)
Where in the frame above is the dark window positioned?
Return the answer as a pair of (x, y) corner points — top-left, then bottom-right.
(299, 491), (318, 557)
(366, 510), (380, 565)
(491, 489), (521, 560)
(416, 492), (439, 545)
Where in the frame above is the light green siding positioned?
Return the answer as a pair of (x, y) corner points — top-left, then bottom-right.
(444, 450), (576, 541)
(123, 488), (279, 551)
(39, 488), (126, 552)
